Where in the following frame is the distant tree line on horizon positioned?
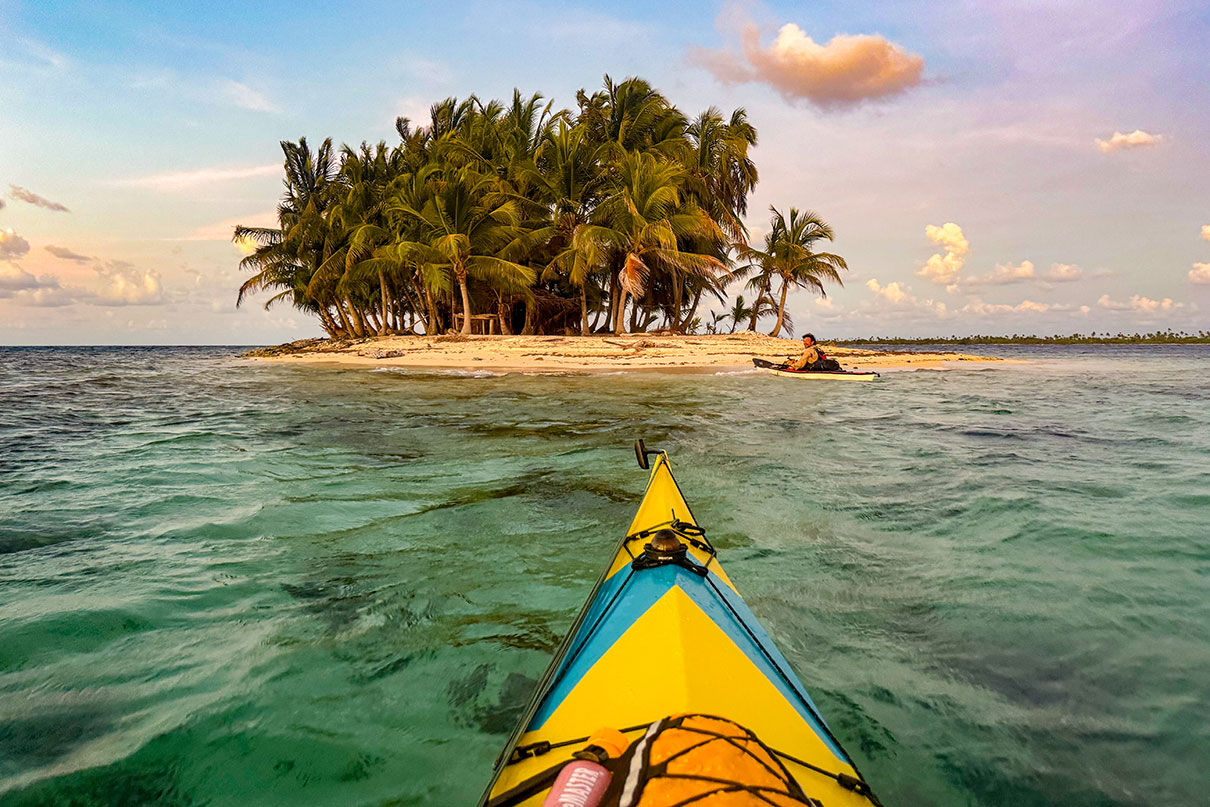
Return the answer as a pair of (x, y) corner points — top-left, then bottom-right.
(836, 331), (1210, 345)
(234, 76), (846, 338)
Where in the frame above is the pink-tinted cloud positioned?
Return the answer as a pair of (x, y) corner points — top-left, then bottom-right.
(0, 229), (32, 261)
(45, 245), (92, 262)
(186, 211), (278, 254)
(1095, 129), (1163, 153)
(1190, 263), (1210, 284)
(9, 185), (70, 212)
(693, 21), (925, 108)
(116, 165), (279, 193)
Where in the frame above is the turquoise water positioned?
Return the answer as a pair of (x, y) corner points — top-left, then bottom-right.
(1, 346), (1207, 806)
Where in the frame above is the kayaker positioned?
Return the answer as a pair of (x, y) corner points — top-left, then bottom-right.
(786, 333), (837, 371)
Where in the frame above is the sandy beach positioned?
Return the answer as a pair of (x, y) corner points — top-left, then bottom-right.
(243, 331), (1001, 373)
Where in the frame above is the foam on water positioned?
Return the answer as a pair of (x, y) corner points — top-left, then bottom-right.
(1, 345), (1208, 806)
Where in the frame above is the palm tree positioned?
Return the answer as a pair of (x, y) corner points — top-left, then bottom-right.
(580, 152), (724, 333)
(739, 207), (846, 338)
(235, 137), (349, 335)
(683, 107), (758, 242)
(521, 120), (608, 334)
(389, 166), (535, 335)
(723, 295), (752, 333)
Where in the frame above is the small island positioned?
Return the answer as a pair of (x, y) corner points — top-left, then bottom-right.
(244, 331), (995, 373)
(233, 77), (1001, 374)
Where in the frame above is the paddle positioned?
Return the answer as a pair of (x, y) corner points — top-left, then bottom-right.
(751, 357), (792, 370)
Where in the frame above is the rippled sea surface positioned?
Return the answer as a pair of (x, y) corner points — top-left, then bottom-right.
(1, 345), (1208, 806)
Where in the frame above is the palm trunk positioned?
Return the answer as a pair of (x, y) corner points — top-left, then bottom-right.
(747, 278), (769, 331)
(670, 270), (682, 333)
(317, 306), (340, 337)
(378, 270), (390, 336)
(497, 293), (513, 335)
(521, 296), (536, 335)
(613, 290), (628, 334)
(348, 301), (369, 337)
(770, 279), (790, 338)
(332, 300), (354, 337)
(677, 287), (703, 333)
(457, 269), (472, 335)
(580, 284), (588, 336)
(607, 266), (620, 331)
(424, 285), (438, 335)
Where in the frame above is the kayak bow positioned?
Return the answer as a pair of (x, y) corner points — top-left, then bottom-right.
(479, 443), (880, 806)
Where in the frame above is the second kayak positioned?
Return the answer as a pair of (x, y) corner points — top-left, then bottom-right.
(753, 358), (879, 381)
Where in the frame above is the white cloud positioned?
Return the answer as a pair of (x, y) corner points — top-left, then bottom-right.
(866, 277), (907, 303)
(116, 164), (279, 192)
(918, 222), (969, 284)
(1097, 293), (1180, 312)
(216, 79), (280, 114)
(961, 298), (1056, 315)
(3, 38), (69, 74)
(1187, 263), (1210, 284)
(9, 285), (79, 307)
(1046, 263), (1082, 282)
(692, 20), (925, 108)
(962, 260), (1035, 285)
(866, 278), (946, 314)
(0, 264), (76, 306)
(0, 263), (42, 291)
(1095, 129), (1163, 153)
(1192, 226), (1210, 283)
(0, 229), (32, 261)
(92, 261), (165, 306)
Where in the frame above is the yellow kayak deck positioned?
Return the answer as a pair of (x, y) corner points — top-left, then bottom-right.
(479, 449), (879, 807)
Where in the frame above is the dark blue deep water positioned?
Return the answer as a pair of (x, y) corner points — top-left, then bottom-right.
(1, 345), (1208, 806)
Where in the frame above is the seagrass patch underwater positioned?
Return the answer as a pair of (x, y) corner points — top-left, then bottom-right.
(1, 345), (1208, 806)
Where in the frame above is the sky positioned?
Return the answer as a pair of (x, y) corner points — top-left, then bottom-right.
(2, 0), (1209, 344)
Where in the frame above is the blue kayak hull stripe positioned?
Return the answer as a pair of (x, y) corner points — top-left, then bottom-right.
(528, 565), (845, 762)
